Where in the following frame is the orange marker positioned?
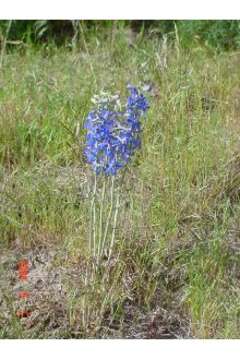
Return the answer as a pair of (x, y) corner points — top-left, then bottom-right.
(18, 291), (30, 299)
(16, 310), (31, 318)
(18, 259), (29, 281)
(16, 259), (31, 318)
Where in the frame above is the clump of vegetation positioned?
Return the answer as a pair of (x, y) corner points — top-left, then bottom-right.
(1, 21), (240, 338)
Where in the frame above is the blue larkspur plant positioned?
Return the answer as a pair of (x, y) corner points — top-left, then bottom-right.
(84, 85), (149, 176)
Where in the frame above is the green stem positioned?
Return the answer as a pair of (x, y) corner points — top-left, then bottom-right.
(108, 188), (120, 262)
(0, 20), (12, 70)
(90, 173), (97, 257)
(79, 21), (97, 89)
(97, 176), (106, 265)
(101, 176), (115, 258)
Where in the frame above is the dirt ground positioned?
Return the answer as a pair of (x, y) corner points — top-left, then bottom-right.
(0, 244), (190, 339)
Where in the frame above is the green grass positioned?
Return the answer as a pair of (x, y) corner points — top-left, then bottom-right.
(1, 27), (240, 338)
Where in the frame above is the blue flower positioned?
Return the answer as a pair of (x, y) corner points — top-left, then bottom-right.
(84, 86), (149, 176)
(127, 84), (149, 113)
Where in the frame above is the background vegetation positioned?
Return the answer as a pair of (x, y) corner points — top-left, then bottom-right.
(1, 20), (240, 338)
(0, 20), (240, 50)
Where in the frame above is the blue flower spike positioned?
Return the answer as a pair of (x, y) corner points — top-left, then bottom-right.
(84, 86), (149, 176)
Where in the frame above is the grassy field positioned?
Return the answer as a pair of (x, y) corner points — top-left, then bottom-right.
(1, 27), (240, 338)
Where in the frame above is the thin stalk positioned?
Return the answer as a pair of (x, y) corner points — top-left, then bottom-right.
(0, 20), (12, 70)
(89, 173), (97, 256)
(97, 176), (107, 265)
(79, 21), (97, 89)
(92, 174), (97, 259)
(82, 266), (88, 329)
(108, 188), (120, 262)
(100, 176), (115, 258)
